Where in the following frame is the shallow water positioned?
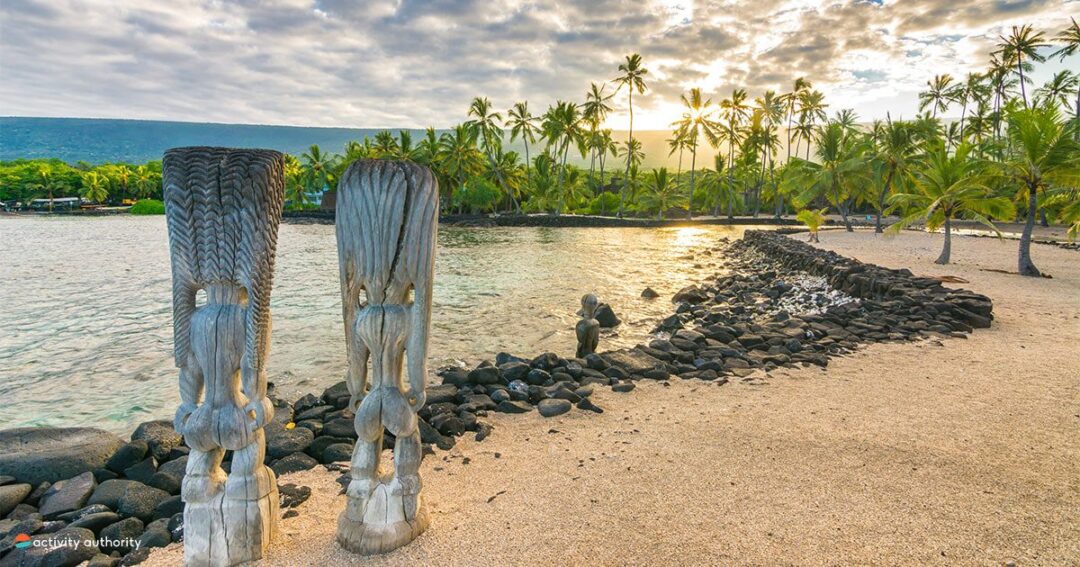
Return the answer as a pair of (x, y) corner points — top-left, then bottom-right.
(0, 216), (756, 434)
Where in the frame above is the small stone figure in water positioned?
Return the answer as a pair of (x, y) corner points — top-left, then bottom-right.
(576, 293), (601, 358)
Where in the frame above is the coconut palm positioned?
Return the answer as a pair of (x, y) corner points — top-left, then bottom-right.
(593, 129), (619, 214)
(995, 25), (1050, 108)
(997, 106), (1080, 276)
(888, 142), (1011, 264)
(437, 125), (484, 212)
(613, 53), (648, 217)
(919, 74), (955, 118)
(720, 88), (751, 195)
(80, 171), (109, 203)
(783, 78), (812, 162)
(372, 131), (399, 157)
(701, 154), (739, 218)
(1034, 71), (1078, 113)
(796, 90), (828, 159)
(582, 82), (615, 187)
(300, 144), (337, 202)
(505, 102), (540, 188)
(784, 121), (871, 231)
(540, 100), (586, 215)
(1052, 18), (1080, 123)
(870, 118), (921, 232)
(643, 168), (681, 219)
(796, 208), (828, 242)
(133, 165), (157, 199)
(466, 97), (517, 211)
(674, 87), (721, 218)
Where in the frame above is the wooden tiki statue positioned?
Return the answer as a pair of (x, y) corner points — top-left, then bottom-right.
(163, 147), (285, 566)
(335, 159), (438, 554)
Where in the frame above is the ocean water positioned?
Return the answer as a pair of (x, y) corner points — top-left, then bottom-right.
(0, 216), (760, 434)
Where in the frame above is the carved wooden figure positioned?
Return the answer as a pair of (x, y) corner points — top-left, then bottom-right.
(163, 147), (285, 566)
(576, 293), (601, 358)
(335, 159), (438, 554)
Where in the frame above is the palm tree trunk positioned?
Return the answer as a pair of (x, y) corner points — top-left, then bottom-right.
(556, 139), (569, 216)
(687, 143), (697, 220)
(958, 98), (968, 146)
(522, 139), (531, 214)
(1039, 207), (1049, 227)
(1017, 57), (1029, 109)
(619, 90), (633, 218)
(599, 154), (607, 215)
(876, 168), (894, 234)
(1018, 184), (1040, 276)
(935, 216), (952, 264)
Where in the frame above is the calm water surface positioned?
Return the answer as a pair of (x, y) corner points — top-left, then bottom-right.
(0, 216), (753, 434)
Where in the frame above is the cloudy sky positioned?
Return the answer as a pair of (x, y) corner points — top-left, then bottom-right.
(1, 0), (1076, 130)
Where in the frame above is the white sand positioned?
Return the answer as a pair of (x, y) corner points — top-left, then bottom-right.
(147, 230), (1079, 565)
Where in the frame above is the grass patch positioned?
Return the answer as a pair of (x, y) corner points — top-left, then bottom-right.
(130, 199), (165, 215)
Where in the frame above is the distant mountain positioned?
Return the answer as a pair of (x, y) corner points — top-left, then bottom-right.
(0, 116), (788, 169)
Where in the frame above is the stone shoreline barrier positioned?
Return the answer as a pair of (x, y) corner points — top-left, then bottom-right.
(0, 230), (994, 566)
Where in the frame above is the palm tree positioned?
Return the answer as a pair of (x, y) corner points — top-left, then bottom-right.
(643, 168), (681, 219)
(784, 121), (871, 231)
(300, 144), (336, 202)
(870, 118), (920, 233)
(466, 97), (516, 212)
(80, 171), (109, 203)
(372, 131), (399, 157)
(506, 102), (540, 189)
(133, 165), (157, 199)
(995, 25), (1050, 108)
(437, 124), (484, 212)
(919, 74), (955, 118)
(951, 73), (986, 147)
(540, 100), (586, 215)
(594, 129), (618, 214)
(582, 83), (614, 188)
(796, 90), (828, 159)
(796, 208), (828, 242)
(613, 53), (648, 217)
(701, 154), (739, 218)
(1052, 18), (1080, 124)
(888, 142), (1011, 264)
(1034, 71), (1078, 113)
(720, 88), (751, 201)
(783, 78), (812, 163)
(998, 106), (1080, 276)
(674, 87), (721, 218)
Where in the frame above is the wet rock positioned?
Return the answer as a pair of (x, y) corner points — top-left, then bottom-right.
(594, 303), (621, 327)
(146, 471), (180, 496)
(641, 287), (659, 299)
(525, 368), (551, 386)
(418, 420), (455, 450)
(167, 512), (184, 542)
(292, 393), (321, 415)
(38, 471), (96, 519)
(583, 353), (609, 370)
(530, 352), (560, 371)
(537, 399), (572, 418)
(611, 382), (636, 393)
(295, 405), (333, 422)
(0, 427), (124, 486)
(122, 458), (158, 486)
(672, 285), (709, 304)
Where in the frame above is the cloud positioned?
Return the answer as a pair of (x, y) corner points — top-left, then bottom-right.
(0, 0), (1075, 129)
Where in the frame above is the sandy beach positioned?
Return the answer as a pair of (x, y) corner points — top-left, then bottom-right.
(147, 230), (1079, 566)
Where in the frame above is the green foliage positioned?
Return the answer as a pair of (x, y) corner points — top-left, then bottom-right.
(130, 199), (165, 215)
(452, 176), (500, 213)
(796, 208), (828, 233)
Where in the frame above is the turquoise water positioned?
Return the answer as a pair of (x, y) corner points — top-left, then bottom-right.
(0, 216), (757, 434)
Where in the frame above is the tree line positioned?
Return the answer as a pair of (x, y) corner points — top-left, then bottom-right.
(2, 20), (1077, 275)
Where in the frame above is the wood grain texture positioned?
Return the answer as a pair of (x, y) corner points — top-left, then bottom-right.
(163, 147), (284, 567)
(335, 159), (438, 555)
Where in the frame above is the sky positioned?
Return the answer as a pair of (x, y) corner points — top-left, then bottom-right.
(0, 0), (1077, 130)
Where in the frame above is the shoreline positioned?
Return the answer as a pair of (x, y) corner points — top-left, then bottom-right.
(1, 229), (1018, 566)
